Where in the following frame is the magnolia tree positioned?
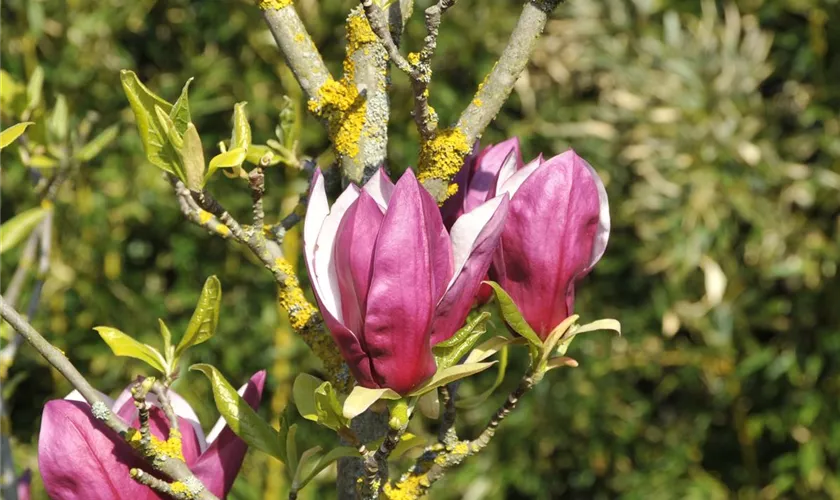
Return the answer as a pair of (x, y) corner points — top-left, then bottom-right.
(0, 0), (619, 498)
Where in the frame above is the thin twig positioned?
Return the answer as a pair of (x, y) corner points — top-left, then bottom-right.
(249, 166), (266, 231)
(437, 385), (458, 446)
(360, 0), (414, 75)
(150, 381), (180, 434)
(0, 298), (219, 500)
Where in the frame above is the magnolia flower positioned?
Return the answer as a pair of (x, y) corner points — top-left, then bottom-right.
(304, 168), (508, 394)
(446, 138), (610, 339)
(38, 371), (265, 500)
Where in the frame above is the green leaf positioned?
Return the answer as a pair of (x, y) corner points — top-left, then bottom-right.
(48, 95), (69, 142)
(541, 314), (579, 363)
(206, 147), (247, 182)
(545, 356), (579, 371)
(158, 319), (173, 362)
(555, 318), (621, 357)
(180, 123), (205, 190)
(154, 105), (183, 150)
(485, 281), (543, 347)
(457, 345), (509, 409)
(0, 122), (35, 150)
(245, 144), (280, 166)
(169, 78), (194, 136)
(293, 373), (323, 422)
(295, 446), (360, 490)
(343, 386), (401, 420)
(286, 424), (299, 475)
(231, 102), (251, 150)
(0, 207), (48, 255)
(433, 312), (491, 369)
(409, 362), (498, 397)
(175, 276), (221, 357)
(119, 70), (184, 178)
(292, 446), (323, 490)
(463, 336), (524, 364)
(94, 326), (167, 373)
(26, 67), (44, 111)
(75, 125), (119, 162)
(191, 364), (285, 460)
(29, 155), (59, 169)
(314, 382), (350, 431)
(417, 391), (439, 419)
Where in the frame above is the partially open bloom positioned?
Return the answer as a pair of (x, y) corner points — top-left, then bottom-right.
(304, 168), (508, 394)
(38, 371), (265, 500)
(484, 140), (610, 339)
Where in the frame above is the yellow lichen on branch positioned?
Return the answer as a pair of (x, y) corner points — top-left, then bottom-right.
(273, 257), (317, 331)
(417, 127), (471, 203)
(258, 0), (292, 10)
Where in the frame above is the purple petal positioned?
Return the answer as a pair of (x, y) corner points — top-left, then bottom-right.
(415, 172), (454, 304)
(39, 400), (158, 500)
(17, 469), (31, 500)
(363, 171), (437, 394)
(493, 151), (604, 337)
(487, 138), (524, 196)
(334, 191), (384, 339)
(431, 194), (509, 344)
(439, 145), (477, 228)
(466, 138), (521, 212)
(192, 371), (266, 498)
(362, 166), (395, 212)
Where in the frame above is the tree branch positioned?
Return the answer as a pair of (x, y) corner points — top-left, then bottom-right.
(419, 0), (563, 202)
(0, 297), (219, 500)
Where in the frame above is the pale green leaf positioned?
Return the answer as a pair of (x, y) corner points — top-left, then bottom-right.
(206, 147), (247, 183)
(463, 336), (524, 364)
(286, 424), (299, 475)
(158, 319), (173, 362)
(293, 373), (323, 422)
(245, 144), (281, 166)
(0, 207), (48, 255)
(94, 326), (167, 373)
(570, 318), (622, 337)
(292, 446), (323, 489)
(541, 314), (580, 364)
(343, 386), (401, 420)
(545, 356), (579, 371)
(26, 67), (44, 111)
(457, 345), (509, 409)
(75, 125), (119, 162)
(169, 77), (194, 135)
(29, 155), (59, 169)
(175, 276), (221, 356)
(48, 95), (68, 142)
(485, 281), (543, 347)
(295, 446), (360, 490)
(417, 391), (439, 419)
(314, 382), (349, 431)
(0, 122), (35, 150)
(391, 433), (426, 458)
(191, 364), (285, 460)
(231, 102), (251, 151)
(433, 311), (491, 369)
(119, 70), (184, 178)
(409, 362), (498, 397)
(180, 123), (205, 190)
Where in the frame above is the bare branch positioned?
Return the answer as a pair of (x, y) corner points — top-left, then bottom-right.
(260, 2), (332, 100)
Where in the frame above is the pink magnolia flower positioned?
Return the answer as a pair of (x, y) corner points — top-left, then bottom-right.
(38, 371), (265, 500)
(304, 168), (509, 394)
(446, 138), (610, 340)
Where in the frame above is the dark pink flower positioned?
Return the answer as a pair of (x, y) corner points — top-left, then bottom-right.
(38, 371), (265, 500)
(304, 169), (508, 394)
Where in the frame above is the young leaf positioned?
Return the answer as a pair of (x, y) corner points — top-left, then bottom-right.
(231, 102), (251, 151)
(570, 319), (622, 337)
(417, 391), (439, 420)
(75, 125), (119, 162)
(545, 356), (579, 371)
(0, 207), (48, 255)
(485, 281), (543, 348)
(180, 123), (205, 190)
(158, 319), (173, 362)
(292, 446), (323, 490)
(541, 314), (580, 364)
(169, 77), (194, 135)
(48, 95), (68, 143)
(175, 276), (221, 357)
(206, 147), (247, 183)
(191, 364), (285, 460)
(245, 144), (281, 166)
(463, 336), (524, 364)
(94, 327), (167, 374)
(0, 122), (35, 149)
(314, 382), (349, 431)
(409, 362), (498, 397)
(391, 433), (426, 458)
(457, 345), (510, 409)
(286, 424), (299, 476)
(293, 373), (323, 422)
(29, 155), (60, 169)
(343, 386), (401, 420)
(26, 67), (44, 111)
(433, 311), (491, 369)
(294, 446), (360, 490)
(119, 70), (184, 178)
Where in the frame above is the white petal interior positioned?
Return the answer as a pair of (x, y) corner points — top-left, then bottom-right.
(580, 157), (611, 270)
(494, 148), (522, 191)
(498, 155), (542, 197)
(313, 185), (360, 321)
(363, 168), (394, 212)
(445, 194), (506, 291)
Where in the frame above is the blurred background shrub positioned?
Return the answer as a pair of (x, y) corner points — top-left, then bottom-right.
(1, 0), (838, 498)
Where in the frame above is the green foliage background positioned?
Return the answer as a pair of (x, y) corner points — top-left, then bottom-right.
(2, 0), (839, 498)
